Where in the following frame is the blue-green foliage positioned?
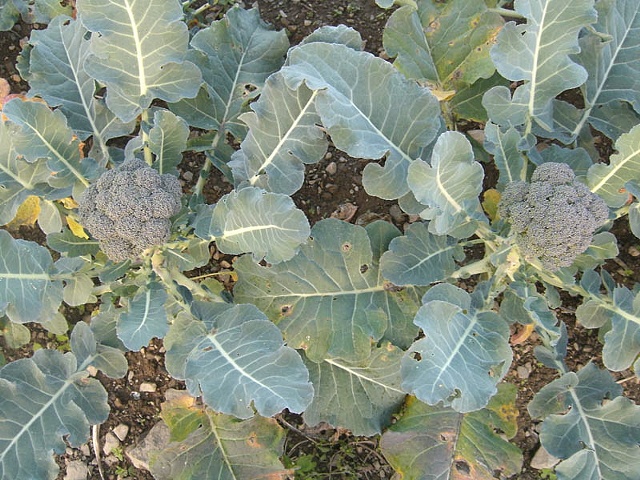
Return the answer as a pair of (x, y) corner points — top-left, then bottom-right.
(0, 1), (639, 479)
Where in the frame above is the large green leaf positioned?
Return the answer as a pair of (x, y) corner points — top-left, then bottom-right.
(234, 219), (423, 362)
(528, 363), (640, 480)
(194, 186), (310, 264)
(303, 344), (406, 436)
(19, 15), (134, 156)
(2, 99), (98, 194)
(281, 42), (442, 200)
(401, 284), (512, 413)
(488, 0), (597, 131)
(380, 386), (522, 480)
(170, 6), (288, 134)
(407, 131), (486, 237)
(572, 0), (640, 139)
(117, 282), (169, 351)
(588, 123), (640, 207)
(77, 0), (202, 122)
(150, 393), (290, 479)
(229, 72), (327, 195)
(483, 122), (527, 189)
(0, 349), (110, 480)
(380, 222), (465, 286)
(0, 230), (63, 324)
(0, 120), (54, 225)
(164, 303), (313, 419)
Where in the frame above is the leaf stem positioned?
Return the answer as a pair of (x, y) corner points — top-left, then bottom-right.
(488, 7), (525, 19)
(141, 110), (153, 166)
(194, 131), (222, 198)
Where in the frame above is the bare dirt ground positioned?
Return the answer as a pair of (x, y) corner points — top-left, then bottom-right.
(1, 1), (639, 479)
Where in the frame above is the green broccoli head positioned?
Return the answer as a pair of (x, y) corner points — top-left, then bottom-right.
(78, 158), (182, 262)
(498, 162), (609, 271)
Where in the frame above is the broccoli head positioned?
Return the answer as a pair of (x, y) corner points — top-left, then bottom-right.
(78, 158), (182, 262)
(498, 162), (609, 271)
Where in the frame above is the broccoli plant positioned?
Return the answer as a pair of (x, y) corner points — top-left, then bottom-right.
(1, 0), (640, 479)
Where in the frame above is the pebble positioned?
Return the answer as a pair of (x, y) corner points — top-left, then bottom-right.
(102, 432), (120, 456)
(113, 424), (129, 442)
(530, 445), (560, 470)
(182, 171), (193, 182)
(140, 382), (157, 393)
(325, 161), (337, 175)
(127, 421), (172, 471)
(389, 204), (406, 224)
(64, 460), (88, 480)
(80, 444), (91, 457)
(517, 364), (531, 379)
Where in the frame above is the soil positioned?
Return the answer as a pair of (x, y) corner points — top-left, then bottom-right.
(1, 1), (639, 480)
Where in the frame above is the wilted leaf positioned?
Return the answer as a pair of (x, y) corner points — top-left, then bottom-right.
(151, 394), (291, 479)
(380, 385), (522, 480)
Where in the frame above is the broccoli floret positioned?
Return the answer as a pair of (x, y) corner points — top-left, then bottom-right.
(78, 158), (182, 262)
(498, 162), (609, 271)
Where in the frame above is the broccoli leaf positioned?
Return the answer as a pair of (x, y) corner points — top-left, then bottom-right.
(303, 344), (406, 436)
(150, 393), (290, 479)
(380, 222), (465, 286)
(407, 131), (486, 237)
(572, 0), (640, 139)
(483, 122), (528, 189)
(383, 0), (503, 120)
(529, 363), (640, 480)
(194, 186), (310, 264)
(281, 42), (442, 200)
(0, 120), (55, 226)
(148, 109), (189, 176)
(117, 282), (169, 351)
(18, 15), (135, 157)
(229, 72), (327, 195)
(588, 123), (640, 207)
(401, 283), (512, 413)
(0, 348), (109, 480)
(170, 6), (288, 135)
(164, 303), (313, 419)
(0, 230), (63, 324)
(234, 219), (422, 362)
(3, 99), (99, 194)
(577, 285), (640, 372)
(76, 0), (202, 122)
(488, 0), (597, 131)
(0, 1), (20, 31)
(380, 386), (522, 480)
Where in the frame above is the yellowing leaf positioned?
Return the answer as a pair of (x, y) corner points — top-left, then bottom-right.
(67, 216), (89, 239)
(60, 197), (79, 209)
(482, 188), (501, 220)
(6, 196), (40, 230)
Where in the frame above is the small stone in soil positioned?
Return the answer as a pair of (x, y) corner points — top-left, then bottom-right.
(64, 460), (89, 480)
(102, 432), (120, 456)
(140, 382), (157, 393)
(113, 423), (129, 442)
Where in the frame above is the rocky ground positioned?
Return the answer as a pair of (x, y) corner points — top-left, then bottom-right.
(0, 1), (639, 479)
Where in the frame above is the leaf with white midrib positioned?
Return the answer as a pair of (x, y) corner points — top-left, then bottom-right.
(234, 218), (423, 362)
(0, 349), (110, 480)
(281, 41), (442, 200)
(573, 0), (640, 138)
(77, 0), (202, 122)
